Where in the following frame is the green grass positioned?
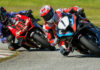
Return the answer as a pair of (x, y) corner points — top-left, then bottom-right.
(0, 0), (100, 26)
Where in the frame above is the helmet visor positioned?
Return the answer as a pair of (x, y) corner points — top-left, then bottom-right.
(42, 8), (54, 21)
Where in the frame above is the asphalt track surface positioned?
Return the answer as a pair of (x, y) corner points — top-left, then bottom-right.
(0, 44), (100, 70)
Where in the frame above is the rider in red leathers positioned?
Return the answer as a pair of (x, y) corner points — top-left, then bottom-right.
(40, 5), (86, 56)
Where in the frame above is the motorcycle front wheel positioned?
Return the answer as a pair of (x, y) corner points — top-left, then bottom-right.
(32, 33), (55, 51)
(79, 36), (100, 55)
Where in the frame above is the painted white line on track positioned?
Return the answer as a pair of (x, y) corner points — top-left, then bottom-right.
(0, 50), (14, 58)
(0, 50), (14, 53)
(0, 55), (9, 58)
(0, 53), (13, 58)
(0, 53), (13, 55)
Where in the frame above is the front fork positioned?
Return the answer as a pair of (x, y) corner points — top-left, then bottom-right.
(59, 38), (74, 52)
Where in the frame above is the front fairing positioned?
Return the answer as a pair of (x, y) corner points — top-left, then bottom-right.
(57, 30), (74, 37)
(8, 22), (42, 39)
(57, 14), (76, 38)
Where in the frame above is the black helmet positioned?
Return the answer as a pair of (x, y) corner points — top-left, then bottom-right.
(0, 7), (7, 23)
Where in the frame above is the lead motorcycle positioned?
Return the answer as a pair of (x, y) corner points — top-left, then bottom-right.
(57, 13), (100, 56)
(6, 14), (55, 51)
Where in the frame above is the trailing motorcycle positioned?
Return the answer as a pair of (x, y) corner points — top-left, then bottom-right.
(57, 13), (100, 56)
(7, 14), (55, 51)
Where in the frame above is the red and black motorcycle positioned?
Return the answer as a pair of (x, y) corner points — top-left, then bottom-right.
(7, 14), (55, 51)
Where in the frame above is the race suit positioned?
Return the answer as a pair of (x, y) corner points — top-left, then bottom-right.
(43, 6), (85, 52)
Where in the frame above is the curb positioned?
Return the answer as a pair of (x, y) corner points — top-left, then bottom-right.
(0, 43), (16, 58)
(0, 43), (19, 62)
(0, 50), (14, 58)
(0, 50), (19, 63)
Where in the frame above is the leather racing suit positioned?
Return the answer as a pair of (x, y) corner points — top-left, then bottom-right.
(43, 6), (85, 55)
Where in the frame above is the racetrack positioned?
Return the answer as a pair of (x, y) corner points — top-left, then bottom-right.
(0, 0), (100, 69)
(0, 47), (100, 70)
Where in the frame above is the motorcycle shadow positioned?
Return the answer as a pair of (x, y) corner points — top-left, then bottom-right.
(67, 54), (100, 58)
(18, 48), (59, 52)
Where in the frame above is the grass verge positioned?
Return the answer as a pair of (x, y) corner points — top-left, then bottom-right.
(0, 0), (100, 26)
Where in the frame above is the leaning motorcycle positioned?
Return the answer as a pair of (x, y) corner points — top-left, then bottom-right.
(57, 13), (100, 56)
(7, 14), (55, 51)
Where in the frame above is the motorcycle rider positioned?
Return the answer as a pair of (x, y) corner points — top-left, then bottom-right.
(40, 5), (87, 56)
(0, 6), (36, 51)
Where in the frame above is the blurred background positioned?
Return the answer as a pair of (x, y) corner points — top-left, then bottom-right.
(0, 0), (100, 26)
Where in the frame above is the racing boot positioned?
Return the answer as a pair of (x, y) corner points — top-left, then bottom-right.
(60, 46), (70, 56)
(59, 41), (71, 56)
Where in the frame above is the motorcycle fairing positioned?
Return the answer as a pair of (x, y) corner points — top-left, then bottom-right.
(69, 14), (77, 32)
(57, 31), (74, 37)
(57, 16), (70, 30)
(8, 14), (35, 39)
(57, 14), (77, 37)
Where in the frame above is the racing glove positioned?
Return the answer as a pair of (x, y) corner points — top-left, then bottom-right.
(70, 6), (84, 15)
(1, 37), (7, 43)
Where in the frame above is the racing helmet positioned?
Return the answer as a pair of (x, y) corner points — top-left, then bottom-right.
(0, 7), (7, 23)
(40, 5), (56, 23)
